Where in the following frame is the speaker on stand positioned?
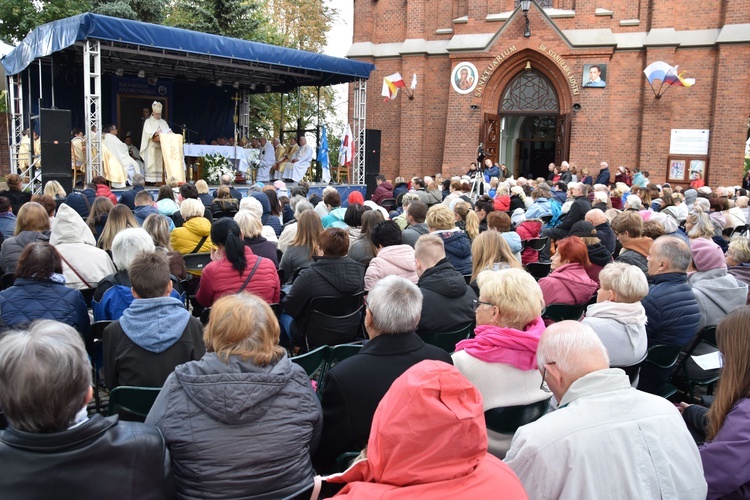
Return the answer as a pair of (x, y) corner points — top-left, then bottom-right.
(40, 108), (73, 194)
(364, 129), (381, 197)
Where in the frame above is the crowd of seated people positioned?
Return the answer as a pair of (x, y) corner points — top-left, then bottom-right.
(1, 169), (750, 498)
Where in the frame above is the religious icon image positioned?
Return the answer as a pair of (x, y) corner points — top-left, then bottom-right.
(451, 62), (478, 94)
(583, 64), (607, 88)
(669, 159), (686, 181)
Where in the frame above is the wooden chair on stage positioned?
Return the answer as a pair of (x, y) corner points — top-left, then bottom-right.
(335, 165), (349, 183)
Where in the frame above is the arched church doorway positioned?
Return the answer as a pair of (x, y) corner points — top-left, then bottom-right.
(482, 69), (570, 180)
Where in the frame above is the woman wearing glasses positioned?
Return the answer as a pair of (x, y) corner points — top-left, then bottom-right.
(452, 268), (551, 459)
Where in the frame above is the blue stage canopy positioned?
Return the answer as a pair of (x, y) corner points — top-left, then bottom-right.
(2, 13), (374, 91)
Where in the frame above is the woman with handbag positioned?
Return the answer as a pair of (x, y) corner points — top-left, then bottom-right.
(196, 218), (279, 307)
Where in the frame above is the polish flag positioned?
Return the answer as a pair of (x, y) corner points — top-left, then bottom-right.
(339, 123), (354, 167)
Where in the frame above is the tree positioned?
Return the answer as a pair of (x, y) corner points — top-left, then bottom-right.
(166, 0), (270, 42)
(266, 0), (336, 52)
(0, 0), (91, 44)
(92, 0), (166, 24)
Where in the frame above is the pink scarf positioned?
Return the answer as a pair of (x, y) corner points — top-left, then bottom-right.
(454, 316), (545, 370)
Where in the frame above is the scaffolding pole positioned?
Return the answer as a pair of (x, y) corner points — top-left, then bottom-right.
(7, 74), (24, 177)
(353, 79), (367, 185)
(84, 39), (103, 183)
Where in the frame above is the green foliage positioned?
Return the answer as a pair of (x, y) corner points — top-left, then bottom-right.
(0, 0), (91, 44)
(0, 90), (7, 113)
(744, 157), (750, 173)
(166, 0), (268, 41)
(92, 0), (166, 23)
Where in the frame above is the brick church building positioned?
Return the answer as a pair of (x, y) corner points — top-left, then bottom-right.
(348, 0), (750, 188)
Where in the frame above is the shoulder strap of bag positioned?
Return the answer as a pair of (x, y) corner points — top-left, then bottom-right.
(237, 256), (264, 294)
(59, 253), (92, 288)
(191, 235), (208, 254)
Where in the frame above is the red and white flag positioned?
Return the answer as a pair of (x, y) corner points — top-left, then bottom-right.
(382, 73), (406, 101)
(339, 123), (354, 167)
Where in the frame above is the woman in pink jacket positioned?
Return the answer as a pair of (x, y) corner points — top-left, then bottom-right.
(328, 360), (528, 499)
(538, 236), (598, 307)
(364, 220), (419, 291)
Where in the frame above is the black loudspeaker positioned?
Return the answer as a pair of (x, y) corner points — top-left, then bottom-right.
(365, 129), (381, 173)
(40, 108), (73, 194)
(365, 173), (379, 198)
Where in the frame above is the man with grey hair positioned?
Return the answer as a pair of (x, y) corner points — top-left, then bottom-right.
(415, 234), (476, 334)
(0, 320), (175, 497)
(638, 236), (701, 394)
(505, 321), (707, 499)
(216, 173), (242, 200)
(92, 228), (183, 321)
(313, 275), (452, 473)
(277, 197), (314, 252)
(117, 173), (146, 210)
(393, 192), (421, 230)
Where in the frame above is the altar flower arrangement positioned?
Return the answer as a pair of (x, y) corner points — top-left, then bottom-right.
(245, 148), (260, 170)
(203, 153), (235, 184)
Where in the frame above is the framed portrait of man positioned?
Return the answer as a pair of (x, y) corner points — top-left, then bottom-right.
(451, 62), (478, 94)
(583, 64), (607, 88)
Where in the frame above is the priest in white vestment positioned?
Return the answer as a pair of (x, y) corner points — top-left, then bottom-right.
(103, 124), (140, 186)
(256, 137), (276, 182)
(140, 101), (171, 183)
(290, 136), (312, 183)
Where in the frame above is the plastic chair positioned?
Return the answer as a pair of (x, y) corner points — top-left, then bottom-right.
(378, 198), (397, 212)
(89, 320), (112, 413)
(300, 292), (365, 351)
(643, 344), (683, 399)
(420, 323), (474, 353)
(211, 209), (239, 219)
(522, 237), (548, 253)
(318, 343), (364, 392)
(525, 262), (551, 281)
(672, 326), (720, 401)
(333, 451), (361, 473)
(542, 303), (587, 323)
(0, 273), (15, 290)
(484, 398), (551, 435)
(108, 386), (162, 422)
(183, 252), (211, 274)
(291, 345), (331, 383)
(80, 287), (97, 309)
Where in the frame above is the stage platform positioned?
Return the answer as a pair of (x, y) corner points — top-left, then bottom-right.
(113, 183), (367, 207)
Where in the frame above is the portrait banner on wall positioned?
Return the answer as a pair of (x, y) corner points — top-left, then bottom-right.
(451, 62), (478, 94)
(690, 159), (706, 180)
(583, 64), (607, 88)
(668, 158), (686, 182)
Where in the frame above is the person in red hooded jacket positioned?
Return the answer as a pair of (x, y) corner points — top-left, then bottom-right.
(327, 360), (528, 499)
(92, 175), (118, 205)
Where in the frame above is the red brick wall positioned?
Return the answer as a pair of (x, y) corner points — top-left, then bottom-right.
(351, 0), (750, 185)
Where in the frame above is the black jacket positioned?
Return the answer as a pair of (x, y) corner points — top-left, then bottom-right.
(103, 316), (206, 390)
(595, 222), (617, 255)
(313, 332), (453, 473)
(587, 242), (613, 268)
(558, 195), (591, 232)
(117, 185), (145, 210)
(64, 188), (97, 219)
(0, 189), (31, 215)
(0, 414), (175, 499)
(416, 258), (476, 335)
(509, 194), (526, 213)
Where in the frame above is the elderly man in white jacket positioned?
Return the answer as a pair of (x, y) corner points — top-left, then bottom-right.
(505, 321), (707, 500)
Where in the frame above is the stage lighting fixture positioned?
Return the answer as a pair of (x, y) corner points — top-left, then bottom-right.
(148, 76), (158, 85)
(265, 84), (272, 92)
(115, 68), (124, 77)
(250, 83), (257, 90)
(216, 79), (223, 87)
(137, 70), (146, 78)
(233, 81), (240, 89)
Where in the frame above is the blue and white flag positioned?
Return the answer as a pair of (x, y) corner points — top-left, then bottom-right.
(318, 124), (330, 183)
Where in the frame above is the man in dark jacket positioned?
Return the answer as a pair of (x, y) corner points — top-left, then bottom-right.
(0, 320), (175, 498)
(103, 251), (205, 389)
(371, 174), (393, 204)
(540, 182), (591, 261)
(63, 183), (97, 219)
(117, 173), (145, 210)
(415, 234), (476, 334)
(313, 275), (453, 473)
(612, 211), (652, 276)
(595, 161), (611, 186)
(638, 236), (701, 395)
(402, 201), (429, 247)
(281, 227), (365, 347)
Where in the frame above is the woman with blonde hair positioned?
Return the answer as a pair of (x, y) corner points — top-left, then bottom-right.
(86, 196), (114, 244)
(279, 209), (322, 283)
(0, 201), (51, 274)
(97, 204), (139, 252)
(43, 180), (66, 200)
(194, 179), (214, 207)
(452, 268), (550, 458)
(454, 200), (479, 240)
(145, 293), (322, 499)
(471, 230), (521, 284)
(686, 207), (717, 241)
(426, 204), (472, 275)
(210, 185), (239, 216)
(142, 213), (187, 280)
(680, 307), (750, 497)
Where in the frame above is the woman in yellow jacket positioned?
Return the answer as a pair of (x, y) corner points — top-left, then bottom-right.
(171, 198), (213, 260)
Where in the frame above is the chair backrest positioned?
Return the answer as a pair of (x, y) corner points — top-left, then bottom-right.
(643, 344), (683, 369)
(332, 451), (362, 473)
(291, 345), (331, 382)
(91, 320), (113, 343)
(540, 215), (553, 225)
(525, 262), (551, 280)
(108, 386), (162, 422)
(325, 343), (364, 373)
(485, 398), (551, 435)
(0, 273), (15, 290)
(524, 237), (549, 252)
(616, 364), (641, 385)
(379, 198), (397, 211)
(420, 323), (474, 353)
(212, 209), (239, 219)
(80, 287), (97, 308)
(302, 293), (365, 350)
(183, 252), (211, 273)
(542, 303), (587, 323)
